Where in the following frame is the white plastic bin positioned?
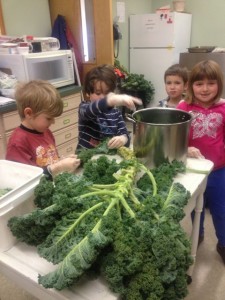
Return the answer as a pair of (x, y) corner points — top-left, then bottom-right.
(0, 160), (43, 251)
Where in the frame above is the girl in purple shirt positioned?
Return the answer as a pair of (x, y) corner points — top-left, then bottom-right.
(177, 60), (225, 264)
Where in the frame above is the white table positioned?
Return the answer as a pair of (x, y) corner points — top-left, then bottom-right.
(176, 158), (214, 277)
(0, 158), (213, 299)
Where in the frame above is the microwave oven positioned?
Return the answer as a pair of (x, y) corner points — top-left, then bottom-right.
(0, 50), (75, 88)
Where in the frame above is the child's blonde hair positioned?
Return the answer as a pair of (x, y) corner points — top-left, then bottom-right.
(186, 60), (224, 104)
(15, 80), (63, 119)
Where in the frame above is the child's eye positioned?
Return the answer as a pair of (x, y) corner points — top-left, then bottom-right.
(208, 81), (217, 85)
(195, 82), (203, 86)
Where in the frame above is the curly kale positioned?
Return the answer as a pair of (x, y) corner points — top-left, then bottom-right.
(7, 204), (60, 245)
(7, 174), (94, 246)
(98, 208), (192, 300)
(77, 138), (117, 165)
(82, 155), (120, 184)
(137, 160), (186, 195)
(34, 176), (55, 208)
(99, 217), (165, 299)
(8, 148), (193, 299)
(160, 182), (190, 222)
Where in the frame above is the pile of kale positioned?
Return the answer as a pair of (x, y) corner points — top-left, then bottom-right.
(8, 145), (193, 300)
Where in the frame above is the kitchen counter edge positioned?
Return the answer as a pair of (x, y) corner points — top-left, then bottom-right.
(0, 85), (82, 114)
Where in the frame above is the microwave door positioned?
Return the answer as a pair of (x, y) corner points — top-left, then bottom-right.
(0, 54), (27, 81)
(24, 51), (75, 88)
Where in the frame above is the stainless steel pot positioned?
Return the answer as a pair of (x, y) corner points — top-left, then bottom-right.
(127, 107), (193, 167)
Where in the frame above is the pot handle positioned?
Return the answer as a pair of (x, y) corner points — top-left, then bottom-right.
(189, 110), (200, 120)
(125, 114), (136, 124)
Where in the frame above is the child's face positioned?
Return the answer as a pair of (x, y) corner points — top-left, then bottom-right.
(89, 80), (110, 101)
(165, 75), (186, 101)
(23, 109), (55, 132)
(193, 78), (218, 107)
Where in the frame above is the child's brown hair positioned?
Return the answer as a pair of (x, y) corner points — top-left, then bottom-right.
(186, 60), (224, 104)
(83, 64), (117, 99)
(164, 64), (188, 84)
(15, 80), (63, 119)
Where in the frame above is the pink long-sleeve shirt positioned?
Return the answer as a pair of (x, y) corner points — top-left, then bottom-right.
(177, 99), (225, 170)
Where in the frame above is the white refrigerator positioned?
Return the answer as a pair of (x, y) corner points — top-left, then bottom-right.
(129, 12), (192, 106)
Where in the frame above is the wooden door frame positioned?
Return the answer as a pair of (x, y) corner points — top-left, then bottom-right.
(0, 0), (6, 34)
(48, 0), (114, 84)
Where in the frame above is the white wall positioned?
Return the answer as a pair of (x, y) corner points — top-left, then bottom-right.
(151, 0), (225, 48)
(113, 0), (225, 70)
(112, 0), (151, 70)
(1, 0), (52, 37)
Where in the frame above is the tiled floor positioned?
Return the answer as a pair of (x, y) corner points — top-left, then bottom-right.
(0, 210), (224, 300)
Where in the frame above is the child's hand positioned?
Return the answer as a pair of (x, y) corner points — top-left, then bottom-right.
(49, 155), (81, 176)
(188, 147), (205, 159)
(107, 135), (128, 149)
(107, 93), (142, 111)
(60, 154), (78, 160)
(59, 156), (81, 172)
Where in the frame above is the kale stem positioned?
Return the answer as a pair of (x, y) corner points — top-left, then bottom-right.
(117, 194), (136, 218)
(91, 183), (116, 189)
(129, 189), (141, 205)
(139, 164), (157, 196)
(79, 190), (115, 199)
(162, 183), (174, 209)
(56, 202), (104, 244)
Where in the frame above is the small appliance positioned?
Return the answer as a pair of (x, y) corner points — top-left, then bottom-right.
(0, 49), (75, 88)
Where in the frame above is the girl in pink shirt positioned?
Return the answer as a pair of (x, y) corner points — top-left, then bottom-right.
(177, 60), (225, 264)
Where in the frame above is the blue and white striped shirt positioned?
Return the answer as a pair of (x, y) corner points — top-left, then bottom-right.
(76, 98), (130, 151)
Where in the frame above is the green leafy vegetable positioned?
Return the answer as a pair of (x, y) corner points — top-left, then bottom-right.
(8, 148), (193, 299)
(77, 138), (117, 165)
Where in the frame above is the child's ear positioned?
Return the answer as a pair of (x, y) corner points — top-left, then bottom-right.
(85, 93), (90, 101)
(184, 82), (188, 92)
(24, 107), (33, 118)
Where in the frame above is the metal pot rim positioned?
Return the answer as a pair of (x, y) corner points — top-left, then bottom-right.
(131, 107), (193, 126)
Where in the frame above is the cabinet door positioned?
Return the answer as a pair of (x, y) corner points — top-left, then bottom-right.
(54, 124), (78, 147)
(2, 111), (20, 131)
(51, 109), (78, 132)
(62, 93), (81, 112)
(57, 139), (78, 157)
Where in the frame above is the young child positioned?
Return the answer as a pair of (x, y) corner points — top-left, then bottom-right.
(159, 64), (188, 108)
(76, 64), (142, 150)
(6, 80), (80, 178)
(177, 60), (225, 264)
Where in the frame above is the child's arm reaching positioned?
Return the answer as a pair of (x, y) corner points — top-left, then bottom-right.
(47, 155), (81, 177)
(107, 93), (142, 111)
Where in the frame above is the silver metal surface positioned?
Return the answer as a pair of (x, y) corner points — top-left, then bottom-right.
(130, 108), (192, 167)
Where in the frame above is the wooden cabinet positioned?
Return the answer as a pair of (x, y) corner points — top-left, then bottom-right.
(0, 92), (81, 159)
